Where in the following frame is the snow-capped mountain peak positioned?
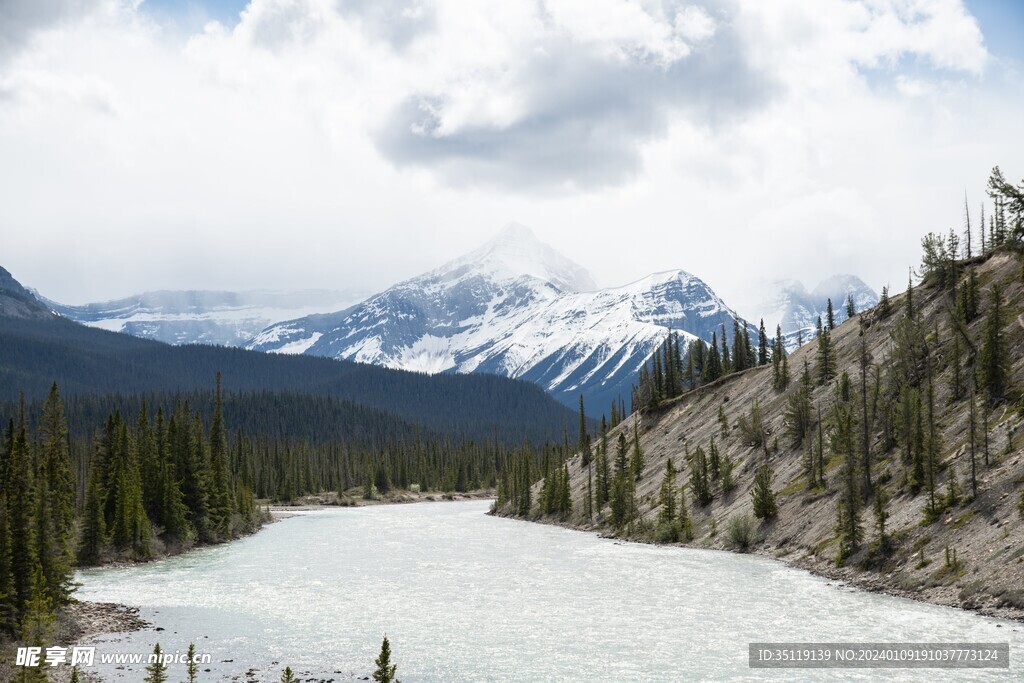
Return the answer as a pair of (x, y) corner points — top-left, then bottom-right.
(435, 223), (597, 293)
(247, 228), (752, 408)
(758, 274), (878, 349)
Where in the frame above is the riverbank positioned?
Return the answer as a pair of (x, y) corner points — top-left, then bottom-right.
(37, 490), (495, 682)
(267, 488), (496, 516)
(0, 602), (147, 682)
(69, 498), (1024, 682)
(495, 508), (1024, 625)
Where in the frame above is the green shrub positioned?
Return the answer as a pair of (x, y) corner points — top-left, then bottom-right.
(727, 514), (755, 551)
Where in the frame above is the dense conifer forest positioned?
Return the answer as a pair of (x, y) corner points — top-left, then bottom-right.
(0, 315), (582, 445)
(0, 373), (582, 675)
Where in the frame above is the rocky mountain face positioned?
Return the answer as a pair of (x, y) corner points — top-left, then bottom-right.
(249, 225), (753, 409)
(0, 266), (55, 320)
(759, 275), (878, 349)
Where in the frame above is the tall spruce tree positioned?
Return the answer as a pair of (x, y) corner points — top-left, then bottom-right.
(373, 635), (400, 683)
(208, 374), (232, 539)
(751, 463), (777, 519)
(631, 420), (644, 481)
(978, 283), (1008, 405)
(37, 383), (74, 605)
(657, 459), (677, 528)
(144, 644), (168, 683)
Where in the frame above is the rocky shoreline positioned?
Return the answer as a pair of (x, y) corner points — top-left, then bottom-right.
(495, 509), (1024, 627)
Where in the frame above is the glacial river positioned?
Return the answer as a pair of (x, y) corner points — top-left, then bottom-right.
(76, 500), (1023, 681)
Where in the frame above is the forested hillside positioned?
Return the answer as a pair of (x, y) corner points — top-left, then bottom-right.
(498, 167), (1024, 620)
(0, 374), (582, 662)
(0, 312), (581, 445)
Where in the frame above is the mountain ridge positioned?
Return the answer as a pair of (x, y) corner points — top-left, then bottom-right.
(248, 226), (756, 409)
(0, 267), (582, 444)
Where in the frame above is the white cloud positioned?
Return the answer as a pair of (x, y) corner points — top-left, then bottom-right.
(0, 0), (1018, 328)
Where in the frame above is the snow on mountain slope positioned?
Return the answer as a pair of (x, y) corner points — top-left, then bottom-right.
(44, 289), (366, 347)
(248, 226), (750, 409)
(759, 275), (878, 349)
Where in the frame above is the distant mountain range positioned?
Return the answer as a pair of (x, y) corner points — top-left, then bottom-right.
(39, 288), (366, 347)
(30, 226), (877, 410)
(247, 225), (756, 409)
(0, 265), (581, 444)
(759, 275), (879, 349)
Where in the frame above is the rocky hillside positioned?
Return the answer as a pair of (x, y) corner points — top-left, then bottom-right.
(0, 265), (54, 320)
(500, 248), (1024, 621)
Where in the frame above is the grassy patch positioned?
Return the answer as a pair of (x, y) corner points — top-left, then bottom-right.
(779, 476), (807, 497)
(951, 510), (977, 529)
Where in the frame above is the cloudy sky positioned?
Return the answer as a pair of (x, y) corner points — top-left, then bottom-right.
(1, 0), (1022, 320)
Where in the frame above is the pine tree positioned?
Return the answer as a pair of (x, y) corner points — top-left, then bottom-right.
(610, 433), (634, 527)
(826, 298), (836, 330)
(905, 271), (914, 318)
(846, 294), (855, 320)
(0, 490), (15, 636)
(7, 406), (37, 619)
(631, 420), (644, 480)
(558, 463), (571, 516)
(816, 325), (835, 385)
(720, 450), (736, 494)
(958, 267), (979, 322)
(19, 565), (54, 681)
(858, 333), (873, 503)
(758, 319), (769, 366)
(585, 449), (593, 521)
(706, 332), (722, 381)
(373, 635), (401, 683)
(721, 326), (732, 374)
(677, 478), (694, 542)
(144, 644), (168, 683)
(689, 446), (712, 506)
(924, 379), (941, 522)
(109, 421), (151, 558)
(968, 387), (978, 498)
(964, 192), (973, 259)
(280, 667), (298, 683)
(578, 395), (589, 466)
(37, 383), (74, 605)
(185, 643), (199, 683)
(208, 374), (233, 539)
(708, 437), (720, 480)
(879, 286), (892, 317)
(751, 463), (777, 519)
(978, 283), (1008, 405)
(78, 448), (108, 565)
(161, 460), (192, 543)
(834, 402), (862, 563)
(657, 459), (677, 528)
(949, 324), (963, 401)
(596, 425), (610, 509)
(873, 484), (890, 553)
